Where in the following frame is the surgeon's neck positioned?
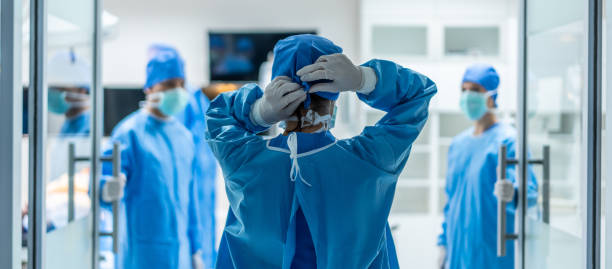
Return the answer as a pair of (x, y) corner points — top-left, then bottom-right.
(146, 107), (169, 120)
(65, 106), (89, 119)
(473, 112), (497, 136)
(283, 121), (325, 135)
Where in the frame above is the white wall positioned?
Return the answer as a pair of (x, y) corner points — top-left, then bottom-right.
(102, 0), (360, 87)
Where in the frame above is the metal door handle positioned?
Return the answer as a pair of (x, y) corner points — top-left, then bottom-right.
(67, 143), (92, 223)
(99, 142), (121, 253)
(68, 142), (121, 253)
(497, 144), (550, 257)
(497, 145), (519, 257)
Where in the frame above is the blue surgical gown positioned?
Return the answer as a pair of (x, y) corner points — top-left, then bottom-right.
(101, 109), (203, 269)
(437, 123), (538, 269)
(206, 59), (437, 268)
(60, 111), (90, 135)
(176, 87), (219, 268)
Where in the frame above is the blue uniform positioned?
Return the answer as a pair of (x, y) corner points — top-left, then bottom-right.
(101, 110), (202, 269)
(59, 111), (91, 136)
(176, 87), (218, 268)
(437, 123), (538, 269)
(206, 59), (436, 268)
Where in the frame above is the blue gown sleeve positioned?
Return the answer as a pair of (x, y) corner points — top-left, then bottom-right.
(345, 59), (437, 174)
(205, 84), (269, 172)
(188, 158), (203, 254)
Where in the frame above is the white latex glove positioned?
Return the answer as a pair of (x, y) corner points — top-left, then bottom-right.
(297, 53), (374, 94)
(250, 76), (307, 126)
(438, 246), (447, 269)
(102, 173), (126, 203)
(192, 251), (204, 269)
(494, 180), (515, 203)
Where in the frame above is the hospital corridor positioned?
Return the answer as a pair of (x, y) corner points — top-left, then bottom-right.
(0, 0), (610, 268)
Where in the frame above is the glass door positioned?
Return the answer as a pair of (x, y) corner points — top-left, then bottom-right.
(27, 0), (102, 267)
(519, 0), (595, 267)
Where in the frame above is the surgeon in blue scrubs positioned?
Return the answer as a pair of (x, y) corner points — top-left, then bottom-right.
(143, 44), (221, 269)
(437, 64), (538, 269)
(207, 34), (437, 268)
(100, 46), (204, 269)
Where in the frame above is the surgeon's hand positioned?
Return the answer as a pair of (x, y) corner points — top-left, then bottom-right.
(192, 251), (204, 269)
(438, 246), (447, 269)
(297, 53), (367, 93)
(250, 76), (307, 126)
(494, 180), (515, 203)
(102, 173), (126, 203)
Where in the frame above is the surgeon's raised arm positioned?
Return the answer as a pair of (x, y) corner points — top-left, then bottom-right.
(205, 84), (268, 170)
(343, 59), (437, 174)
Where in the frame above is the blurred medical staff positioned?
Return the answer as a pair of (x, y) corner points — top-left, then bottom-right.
(143, 44), (222, 269)
(100, 46), (204, 269)
(437, 64), (538, 269)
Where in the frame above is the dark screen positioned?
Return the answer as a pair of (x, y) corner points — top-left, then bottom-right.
(104, 88), (145, 136)
(209, 31), (316, 82)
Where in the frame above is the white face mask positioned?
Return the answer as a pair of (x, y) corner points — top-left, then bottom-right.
(64, 92), (90, 109)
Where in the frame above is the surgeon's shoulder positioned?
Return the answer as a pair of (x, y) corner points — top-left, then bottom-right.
(110, 111), (143, 135)
(450, 127), (474, 145)
(496, 122), (518, 145)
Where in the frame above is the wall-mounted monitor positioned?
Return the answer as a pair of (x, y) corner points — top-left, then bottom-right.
(209, 31), (316, 82)
(104, 87), (145, 136)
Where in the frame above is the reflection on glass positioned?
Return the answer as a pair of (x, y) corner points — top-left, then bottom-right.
(39, 0), (96, 267)
(45, 50), (92, 230)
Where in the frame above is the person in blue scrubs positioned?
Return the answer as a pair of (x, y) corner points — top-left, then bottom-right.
(437, 64), (538, 269)
(206, 34), (437, 268)
(145, 44), (221, 269)
(100, 46), (204, 269)
(47, 50), (92, 136)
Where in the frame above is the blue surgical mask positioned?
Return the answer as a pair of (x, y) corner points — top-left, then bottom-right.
(459, 91), (495, 121)
(48, 88), (70, 114)
(147, 87), (190, 116)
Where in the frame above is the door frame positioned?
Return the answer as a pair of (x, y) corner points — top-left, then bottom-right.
(515, 0), (603, 268)
(0, 0), (23, 268)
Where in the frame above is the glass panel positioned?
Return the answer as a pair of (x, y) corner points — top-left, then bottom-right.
(43, 0), (95, 267)
(444, 26), (499, 57)
(525, 0), (586, 266)
(371, 25), (427, 56)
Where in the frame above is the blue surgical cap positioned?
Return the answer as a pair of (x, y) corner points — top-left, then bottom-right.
(144, 44), (185, 90)
(462, 63), (500, 104)
(272, 34), (342, 108)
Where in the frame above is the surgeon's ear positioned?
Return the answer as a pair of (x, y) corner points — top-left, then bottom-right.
(487, 96), (495, 109)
